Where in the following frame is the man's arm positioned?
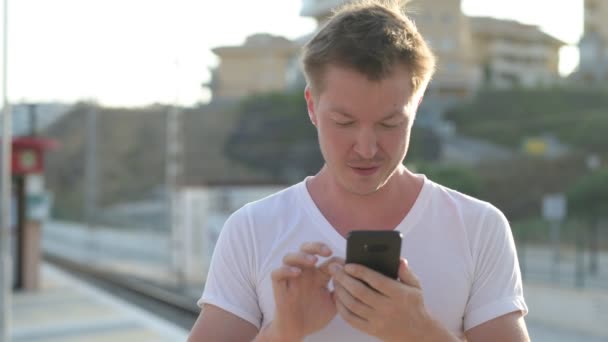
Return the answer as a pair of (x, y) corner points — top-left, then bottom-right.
(188, 304), (258, 342)
(465, 311), (529, 342)
(188, 304), (302, 342)
(189, 243), (339, 342)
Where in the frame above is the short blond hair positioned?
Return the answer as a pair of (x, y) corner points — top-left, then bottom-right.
(301, 0), (436, 97)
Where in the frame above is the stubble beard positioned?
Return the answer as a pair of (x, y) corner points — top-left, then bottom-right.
(338, 161), (401, 196)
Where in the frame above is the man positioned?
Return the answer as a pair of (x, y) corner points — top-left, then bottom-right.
(189, 0), (529, 340)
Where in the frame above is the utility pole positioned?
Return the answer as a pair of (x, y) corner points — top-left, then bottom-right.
(0, 0), (11, 339)
(166, 57), (186, 288)
(166, 105), (184, 288)
(27, 103), (36, 137)
(84, 106), (98, 262)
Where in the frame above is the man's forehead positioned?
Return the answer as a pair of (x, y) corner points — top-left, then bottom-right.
(323, 63), (413, 81)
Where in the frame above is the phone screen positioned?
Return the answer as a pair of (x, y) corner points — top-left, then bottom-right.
(345, 230), (402, 279)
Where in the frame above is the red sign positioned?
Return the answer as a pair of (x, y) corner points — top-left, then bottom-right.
(11, 137), (58, 175)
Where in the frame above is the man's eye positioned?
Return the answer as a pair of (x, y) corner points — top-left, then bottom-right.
(336, 121), (355, 127)
(380, 122), (399, 128)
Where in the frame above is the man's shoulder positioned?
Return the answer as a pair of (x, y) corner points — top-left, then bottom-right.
(219, 181), (307, 247)
(229, 181), (304, 222)
(427, 178), (510, 234)
(247, 181), (301, 210)
(425, 178), (500, 218)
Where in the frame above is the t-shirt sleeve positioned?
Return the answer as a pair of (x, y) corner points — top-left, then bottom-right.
(464, 205), (528, 331)
(197, 207), (262, 329)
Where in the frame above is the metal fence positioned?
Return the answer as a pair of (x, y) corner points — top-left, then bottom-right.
(514, 218), (608, 289)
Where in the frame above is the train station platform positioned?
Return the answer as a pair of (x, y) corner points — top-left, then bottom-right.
(9, 261), (608, 341)
(11, 263), (189, 342)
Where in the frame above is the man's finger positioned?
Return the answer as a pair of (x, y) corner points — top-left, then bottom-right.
(333, 264), (384, 306)
(335, 296), (368, 332)
(282, 252), (318, 267)
(318, 257), (345, 275)
(334, 282), (373, 319)
(300, 242), (333, 257)
(271, 265), (301, 283)
(343, 263), (399, 297)
(397, 258), (421, 289)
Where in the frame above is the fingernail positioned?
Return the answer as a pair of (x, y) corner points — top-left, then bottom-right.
(321, 246), (331, 254)
(329, 263), (342, 274)
(306, 254), (316, 262)
(290, 267), (301, 274)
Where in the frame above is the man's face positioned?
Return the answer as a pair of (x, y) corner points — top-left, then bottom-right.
(305, 64), (419, 195)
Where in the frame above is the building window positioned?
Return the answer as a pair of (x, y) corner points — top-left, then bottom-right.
(580, 42), (598, 62)
(586, 0), (598, 11)
(445, 62), (459, 72)
(442, 13), (453, 25)
(420, 13), (433, 22)
(441, 38), (455, 51)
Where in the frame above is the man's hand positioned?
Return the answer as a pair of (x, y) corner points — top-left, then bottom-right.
(330, 258), (459, 342)
(265, 242), (339, 341)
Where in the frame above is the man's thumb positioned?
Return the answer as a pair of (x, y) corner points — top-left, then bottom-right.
(398, 258), (421, 288)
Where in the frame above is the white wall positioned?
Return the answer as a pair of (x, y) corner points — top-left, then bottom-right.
(175, 185), (285, 284)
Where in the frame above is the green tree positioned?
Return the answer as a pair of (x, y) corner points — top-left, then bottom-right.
(445, 88), (608, 154)
(225, 91), (441, 180)
(224, 91), (323, 181)
(417, 164), (482, 197)
(567, 168), (608, 218)
(567, 167), (608, 274)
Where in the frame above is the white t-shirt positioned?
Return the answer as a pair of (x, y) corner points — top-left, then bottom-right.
(199, 176), (528, 340)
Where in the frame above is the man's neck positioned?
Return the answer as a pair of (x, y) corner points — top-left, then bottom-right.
(306, 165), (423, 236)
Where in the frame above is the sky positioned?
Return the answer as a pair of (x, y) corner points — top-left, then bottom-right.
(0, 0), (584, 108)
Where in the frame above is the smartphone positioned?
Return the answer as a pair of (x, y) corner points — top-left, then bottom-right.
(345, 230), (402, 279)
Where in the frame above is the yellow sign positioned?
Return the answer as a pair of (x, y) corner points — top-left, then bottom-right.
(524, 138), (546, 156)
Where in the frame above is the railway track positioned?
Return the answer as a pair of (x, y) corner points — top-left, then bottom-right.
(44, 253), (200, 331)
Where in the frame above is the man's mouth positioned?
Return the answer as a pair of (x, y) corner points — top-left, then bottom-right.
(350, 166), (380, 176)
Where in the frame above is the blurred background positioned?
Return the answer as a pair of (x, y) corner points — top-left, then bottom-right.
(2, 0), (607, 341)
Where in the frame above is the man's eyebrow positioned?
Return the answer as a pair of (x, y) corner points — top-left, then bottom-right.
(328, 107), (353, 117)
(328, 108), (406, 120)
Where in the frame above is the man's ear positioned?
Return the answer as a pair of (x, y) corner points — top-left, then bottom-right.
(304, 86), (318, 127)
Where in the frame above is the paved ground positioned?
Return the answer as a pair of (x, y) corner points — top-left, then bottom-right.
(39, 221), (608, 340)
(11, 265), (188, 342)
(527, 319), (608, 342)
(13, 264), (608, 341)
(524, 282), (608, 341)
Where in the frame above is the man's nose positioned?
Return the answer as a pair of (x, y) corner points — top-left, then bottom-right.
(353, 128), (378, 159)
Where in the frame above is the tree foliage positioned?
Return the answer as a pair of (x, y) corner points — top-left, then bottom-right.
(445, 87), (608, 154)
(224, 91), (441, 180)
(416, 164), (482, 197)
(567, 168), (608, 219)
(224, 91), (323, 181)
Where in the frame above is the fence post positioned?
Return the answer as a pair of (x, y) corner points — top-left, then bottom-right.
(575, 221), (585, 288)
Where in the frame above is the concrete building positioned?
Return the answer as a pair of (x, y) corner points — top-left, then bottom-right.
(209, 34), (300, 101)
(577, 0), (608, 85)
(301, 0), (480, 104)
(408, 0), (480, 105)
(207, 0), (565, 104)
(470, 17), (566, 89)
